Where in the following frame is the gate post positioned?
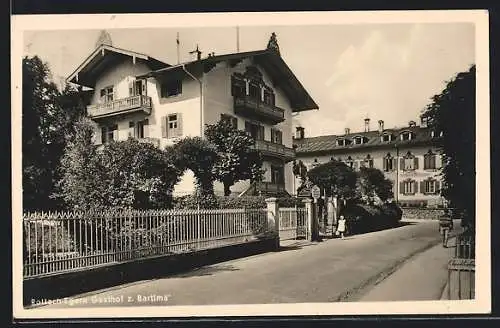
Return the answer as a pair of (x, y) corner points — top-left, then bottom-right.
(303, 198), (316, 241)
(265, 197), (280, 250)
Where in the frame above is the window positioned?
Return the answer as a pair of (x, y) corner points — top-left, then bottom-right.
(271, 129), (283, 144)
(263, 88), (275, 105)
(137, 119), (149, 139)
(248, 82), (261, 99)
(231, 75), (246, 97)
(401, 151), (418, 171)
(346, 156), (354, 169)
(162, 113), (182, 138)
(383, 153), (395, 172)
(129, 79), (146, 96)
(424, 150), (437, 170)
(271, 165), (285, 185)
(354, 136), (364, 145)
(400, 131), (413, 141)
(100, 86), (114, 102)
(423, 179), (438, 194)
(101, 124), (118, 144)
(221, 114), (238, 129)
(245, 121), (264, 140)
(401, 179), (416, 195)
(337, 138), (346, 147)
(364, 154), (374, 168)
(381, 133), (393, 142)
(161, 79), (182, 98)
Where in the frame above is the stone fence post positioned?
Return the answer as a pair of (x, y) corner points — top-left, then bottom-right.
(303, 198), (318, 241)
(265, 197), (280, 250)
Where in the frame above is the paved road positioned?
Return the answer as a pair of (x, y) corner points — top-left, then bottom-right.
(36, 219), (456, 308)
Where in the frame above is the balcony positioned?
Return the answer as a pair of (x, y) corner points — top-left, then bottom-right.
(234, 95), (285, 125)
(87, 95), (152, 120)
(252, 139), (295, 162)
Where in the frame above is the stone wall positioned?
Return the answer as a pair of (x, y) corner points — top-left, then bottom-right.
(401, 207), (445, 220)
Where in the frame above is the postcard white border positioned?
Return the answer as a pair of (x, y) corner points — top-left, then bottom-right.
(11, 10), (491, 319)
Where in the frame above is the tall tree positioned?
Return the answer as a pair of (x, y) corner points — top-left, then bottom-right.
(421, 65), (475, 230)
(205, 120), (264, 196)
(22, 56), (64, 210)
(171, 137), (218, 206)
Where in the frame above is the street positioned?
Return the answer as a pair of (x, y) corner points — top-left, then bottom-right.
(34, 219), (456, 307)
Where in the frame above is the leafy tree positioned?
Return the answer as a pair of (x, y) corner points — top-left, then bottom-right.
(205, 120), (264, 196)
(22, 56), (88, 211)
(307, 159), (357, 200)
(171, 137), (218, 207)
(356, 167), (394, 204)
(421, 64), (475, 230)
(56, 117), (107, 211)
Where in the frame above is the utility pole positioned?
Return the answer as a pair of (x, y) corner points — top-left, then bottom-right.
(236, 26), (240, 52)
(176, 32), (180, 64)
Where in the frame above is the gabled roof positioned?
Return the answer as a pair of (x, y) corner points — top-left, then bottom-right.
(294, 125), (440, 155)
(138, 49), (319, 112)
(66, 44), (170, 88)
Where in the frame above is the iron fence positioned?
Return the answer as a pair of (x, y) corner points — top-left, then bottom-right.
(23, 208), (270, 278)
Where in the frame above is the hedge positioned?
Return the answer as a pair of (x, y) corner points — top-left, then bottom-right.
(172, 195), (305, 210)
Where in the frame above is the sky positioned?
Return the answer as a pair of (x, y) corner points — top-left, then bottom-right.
(23, 23), (475, 138)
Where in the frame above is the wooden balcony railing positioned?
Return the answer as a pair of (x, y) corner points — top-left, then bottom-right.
(87, 95), (152, 119)
(252, 139), (295, 161)
(234, 95), (285, 124)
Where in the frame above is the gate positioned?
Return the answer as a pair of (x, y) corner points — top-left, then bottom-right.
(278, 207), (308, 241)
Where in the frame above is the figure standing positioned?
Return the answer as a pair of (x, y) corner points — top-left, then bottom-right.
(337, 215), (347, 239)
(439, 208), (454, 247)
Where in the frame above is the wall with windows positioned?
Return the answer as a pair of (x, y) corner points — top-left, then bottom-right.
(90, 57), (151, 106)
(203, 57), (295, 195)
(295, 144), (443, 205)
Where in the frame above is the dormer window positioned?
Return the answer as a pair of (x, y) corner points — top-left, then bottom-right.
(381, 133), (393, 142)
(353, 136), (365, 145)
(337, 138), (346, 147)
(400, 131), (413, 141)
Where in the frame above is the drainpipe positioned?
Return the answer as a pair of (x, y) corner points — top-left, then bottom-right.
(182, 64), (204, 137)
(395, 143), (399, 204)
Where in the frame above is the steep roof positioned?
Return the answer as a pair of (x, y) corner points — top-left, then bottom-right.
(138, 49), (319, 112)
(294, 125), (441, 155)
(66, 44), (170, 88)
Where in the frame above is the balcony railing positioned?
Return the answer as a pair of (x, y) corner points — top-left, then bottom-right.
(252, 139), (295, 161)
(87, 95), (152, 119)
(234, 95), (285, 124)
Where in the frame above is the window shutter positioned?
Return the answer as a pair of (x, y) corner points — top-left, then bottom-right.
(112, 130), (119, 141)
(392, 158), (397, 171)
(436, 181), (441, 194)
(259, 125), (264, 140)
(420, 181), (425, 194)
(100, 127), (107, 144)
(436, 154), (442, 169)
(161, 116), (167, 138)
(383, 158), (387, 171)
(176, 113), (183, 137)
(271, 129), (275, 143)
(431, 155), (436, 169)
(414, 157), (419, 170)
(399, 182), (405, 195)
(400, 158), (405, 170)
(128, 81), (134, 96)
(142, 80), (147, 95)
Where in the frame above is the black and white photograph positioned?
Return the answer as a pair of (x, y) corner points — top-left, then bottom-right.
(11, 11), (490, 318)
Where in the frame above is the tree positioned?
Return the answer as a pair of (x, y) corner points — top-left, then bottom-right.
(56, 117), (108, 211)
(307, 159), (357, 200)
(292, 159), (308, 192)
(22, 56), (88, 211)
(22, 56), (65, 210)
(421, 64), (475, 230)
(356, 167), (394, 204)
(171, 137), (218, 207)
(205, 120), (264, 196)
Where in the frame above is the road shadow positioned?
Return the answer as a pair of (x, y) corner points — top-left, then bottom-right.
(169, 264), (240, 278)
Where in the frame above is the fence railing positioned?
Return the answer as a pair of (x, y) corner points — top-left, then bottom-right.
(23, 208), (270, 278)
(278, 207), (308, 241)
(455, 233), (475, 259)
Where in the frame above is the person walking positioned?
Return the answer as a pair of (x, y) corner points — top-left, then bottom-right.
(337, 215), (347, 239)
(439, 208), (454, 247)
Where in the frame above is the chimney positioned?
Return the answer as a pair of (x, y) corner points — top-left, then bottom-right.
(344, 127), (350, 135)
(378, 120), (384, 133)
(364, 118), (370, 132)
(408, 120), (416, 127)
(295, 126), (305, 140)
